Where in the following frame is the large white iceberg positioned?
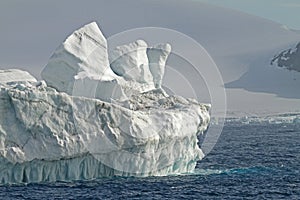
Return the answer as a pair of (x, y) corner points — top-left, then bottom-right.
(0, 22), (210, 184)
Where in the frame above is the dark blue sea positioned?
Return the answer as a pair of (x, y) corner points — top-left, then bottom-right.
(1, 119), (299, 199)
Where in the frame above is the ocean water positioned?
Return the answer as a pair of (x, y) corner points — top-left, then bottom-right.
(0, 120), (299, 199)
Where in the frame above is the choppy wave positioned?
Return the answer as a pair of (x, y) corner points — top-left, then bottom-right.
(189, 166), (274, 176)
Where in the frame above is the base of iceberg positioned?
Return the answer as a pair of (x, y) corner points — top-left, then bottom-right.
(1, 153), (199, 184)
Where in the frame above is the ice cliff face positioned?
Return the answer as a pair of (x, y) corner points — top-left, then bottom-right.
(0, 22), (210, 184)
(271, 42), (300, 72)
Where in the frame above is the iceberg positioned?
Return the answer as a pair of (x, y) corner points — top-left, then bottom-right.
(0, 22), (210, 184)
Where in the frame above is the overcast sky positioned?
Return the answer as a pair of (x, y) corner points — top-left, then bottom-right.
(196, 0), (300, 30)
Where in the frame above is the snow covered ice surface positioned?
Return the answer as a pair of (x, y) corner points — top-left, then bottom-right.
(0, 69), (37, 84)
(0, 22), (210, 184)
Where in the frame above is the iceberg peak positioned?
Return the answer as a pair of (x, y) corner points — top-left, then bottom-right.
(42, 22), (172, 102)
(41, 21), (117, 93)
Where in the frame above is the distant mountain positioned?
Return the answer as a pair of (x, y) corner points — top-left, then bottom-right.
(271, 42), (300, 72)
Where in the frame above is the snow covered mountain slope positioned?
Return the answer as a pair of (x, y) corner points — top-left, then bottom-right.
(271, 42), (300, 72)
(0, 22), (210, 184)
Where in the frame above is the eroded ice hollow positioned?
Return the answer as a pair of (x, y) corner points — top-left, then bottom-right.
(0, 22), (210, 184)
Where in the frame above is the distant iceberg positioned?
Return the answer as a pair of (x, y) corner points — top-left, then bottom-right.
(222, 113), (300, 125)
(0, 22), (210, 184)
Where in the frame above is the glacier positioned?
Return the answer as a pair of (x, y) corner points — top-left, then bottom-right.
(0, 22), (210, 184)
